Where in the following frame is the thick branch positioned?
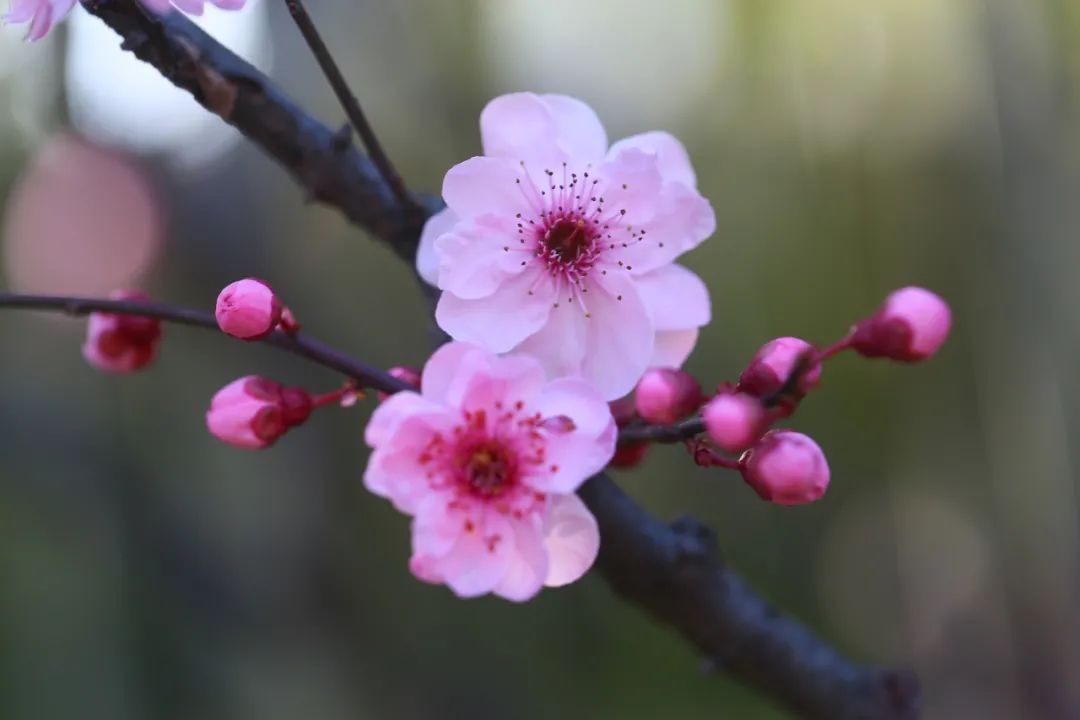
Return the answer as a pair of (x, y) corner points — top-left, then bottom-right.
(579, 475), (921, 720)
(0, 293), (412, 394)
(73, 5), (923, 718)
(82, 0), (432, 262)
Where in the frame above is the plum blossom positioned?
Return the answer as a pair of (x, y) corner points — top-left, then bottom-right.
(364, 342), (616, 601)
(416, 93), (716, 400)
(2, 0), (247, 41)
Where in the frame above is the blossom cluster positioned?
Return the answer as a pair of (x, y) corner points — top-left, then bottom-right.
(73, 92), (952, 602)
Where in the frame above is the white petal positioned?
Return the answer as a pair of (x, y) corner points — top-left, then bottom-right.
(415, 207), (457, 287)
(650, 328), (700, 368)
(539, 94), (608, 162)
(544, 494), (600, 587)
(493, 514), (549, 602)
(480, 92), (607, 169)
(635, 264), (711, 330)
(580, 271), (655, 400)
(442, 156), (530, 221)
(435, 266), (555, 353)
(608, 131), (697, 189)
(511, 300), (589, 381)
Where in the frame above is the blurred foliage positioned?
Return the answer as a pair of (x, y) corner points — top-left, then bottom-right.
(1, 1), (1079, 718)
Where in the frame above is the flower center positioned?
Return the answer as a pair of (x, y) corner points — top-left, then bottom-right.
(461, 440), (516, 498)
(544, 218), (591, 264)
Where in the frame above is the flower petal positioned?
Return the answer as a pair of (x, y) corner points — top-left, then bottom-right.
(614, 184), (716, 274)
(442, 156), (530, 221)
(458, 353), (547, 413)
(651, 328), (699, 368)
(635, 264), (711, 330)
(416, 207), (457, 287)
(493, 514), (549, 602)
(364, 391), (446, 448)
(608, 131), (697, 189)
(480, 93), (607, 169)
(592, 148), (663, 226)
(435, 266), (554, 353)
(544, 494), (600, 587)
(580, 271), (654, 400)
(434, 215), (531, 300)
(512, 301), (589, 381)
(437, 511), (514, 598)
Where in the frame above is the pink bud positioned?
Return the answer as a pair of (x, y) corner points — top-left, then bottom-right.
(739, 430), (830, 506)
(703, 392), (766, 454)
(610, 441), (649, 469)
(82, 290), (162, 373)
(850, 286), (951, 362)
(378, 365), (422, 402)
(737, 337), (821, 406)
(215, 278), (282, 340)
(205, 376), (312, 449)
(608, 396), (638, 427)
(634, 368), (703, 425)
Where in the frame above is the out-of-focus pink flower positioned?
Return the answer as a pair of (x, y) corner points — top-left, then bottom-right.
(740, 430), (830, 506)
(215, 278), (282, 340)
(138, 0), (248, 17)
(737, 336), (821, 406)
(82, 291), (162, 373)
(633, 367), (702, 425)
(364, 342), (616, 601)
(3, 0), (75, 41)
(703, 392), (765, 454)
(416, 93), (715, 400)
(205, 376), (312, 449)
(850, 286), (951, 362)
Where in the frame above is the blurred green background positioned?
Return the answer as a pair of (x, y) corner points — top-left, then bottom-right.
(1, 1), (1079, 718)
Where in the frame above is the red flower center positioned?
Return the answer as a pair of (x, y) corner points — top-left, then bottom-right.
(460, 439), (516, 498)
(544, 218), (591, 264)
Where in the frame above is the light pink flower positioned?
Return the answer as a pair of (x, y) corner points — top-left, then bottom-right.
(850, 286), (951, 362)
(82, 290), (162, 373)
(364, 342), (616, 601)
(3, 0), (75, 42)
(416, 93), (716, 400)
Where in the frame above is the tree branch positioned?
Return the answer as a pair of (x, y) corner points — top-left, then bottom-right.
(0, 293), (412, 394)
(81, 0), (434, 264)
(280, 0), (415, 211)
(77, 4), (923, 718)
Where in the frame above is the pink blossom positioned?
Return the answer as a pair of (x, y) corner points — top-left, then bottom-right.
(205, 376), (312, 449)
(82, 290), (162, 373)
(215, 278), (282, 340)
(364, 342), (616, 601)
(3, 0), (75, 42)
(850, 286), (951, 362)
(634, 367), (702, 425)
(416, 93), (716, 400)
(703, 392), (765, 454)
(740, 430), (830, 506)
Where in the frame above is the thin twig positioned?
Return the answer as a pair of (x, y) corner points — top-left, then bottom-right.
(282, 0), (416, 212)
(0, 293), (412, 394)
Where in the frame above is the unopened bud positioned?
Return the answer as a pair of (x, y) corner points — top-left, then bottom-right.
(739, 430), (830, 506)
(850, 286), (951, 362)
(82, 290), (162, 373)
(634, 368), (703, 425)
(703, 392), (766, 454)
(737, 337), (821, 409)
(610, 441), (649, 469)
(378, 365), (422, 402)
(215, 278), (282, 340)
(205, 376), (312, 449)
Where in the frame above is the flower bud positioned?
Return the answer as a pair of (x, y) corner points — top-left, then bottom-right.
(82, 290), (162, 373)
(703, 392), (766, 454)
(610, 441), (649, 469)
(378, 365), (422, 402)
(206, 376), (312, 449)
(608, 396), (638, 427)
(215, 278), (282, 340)
(739, 430), (830, 506)
(634, 368), (703, 425)
(737, 337), (821, 408)
(850, 286), (951, 362)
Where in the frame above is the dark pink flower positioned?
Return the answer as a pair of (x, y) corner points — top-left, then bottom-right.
(82, 291), (162, 373)
(364, 342), (616, 601)
(740, 430), (830, 506)
(205, 376), (311, 449)
(850, 286), (951, 362)
(703, 392), (766, 454)
(634, 367), (703, 425)
(215, 278), (282, 340)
